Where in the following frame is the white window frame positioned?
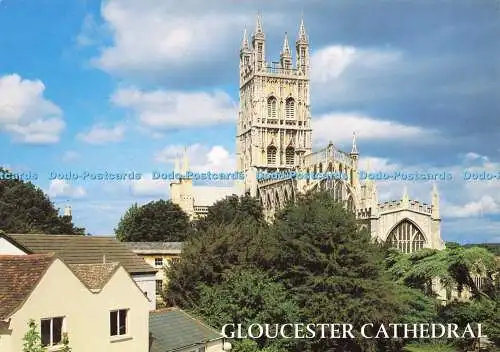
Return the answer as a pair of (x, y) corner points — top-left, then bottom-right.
(154, 257), (163, 267)
(110, 309), (128, 337)
(40, 316), (65, 347)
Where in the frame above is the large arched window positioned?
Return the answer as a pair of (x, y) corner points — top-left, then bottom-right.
(267, 97), (277, 119)
(285, 147), (294, 165)
(386, 220), (426, 254)
(285, 98), (295, 119)
(267, 146), (277, 165)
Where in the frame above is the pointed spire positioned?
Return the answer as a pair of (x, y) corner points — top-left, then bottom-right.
(432, 183), (440, 219)
(281, 32), (291, 56)
(181, 147), (189, 175)
(255, 11), (263, 34)
(351, 132), (359, 155)
(298, 15), (308, 42)
(402, 185), (409, 206)
(241, 26), (249, 50)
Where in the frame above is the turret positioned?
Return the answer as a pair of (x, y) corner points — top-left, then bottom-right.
(280, 32), (292, 70)
(431, 183), (440, 220)
(240, 27), (252, 74)
(295, 16), (309, 75)
(252, 13), (266, 71)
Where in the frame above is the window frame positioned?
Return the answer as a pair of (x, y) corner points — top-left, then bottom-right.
(40, 316), (64, 347)
(154, 257), (163, 267)
(155, 279), (163, 293)
(110, 309), (128, 337)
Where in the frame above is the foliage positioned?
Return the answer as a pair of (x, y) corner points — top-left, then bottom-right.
(0, 168), (85, 235)
(61, 333), (72, 352)
(115, 200), (190, 242)
(403, 342), (458, 352)
(386, 245), (497, 298)
(232, 339), (288, 352)
(193, 269), (300, 350)
(463, 243), (500, 256)
(194, 193), (265, 231)
(22, 319), (46, 352)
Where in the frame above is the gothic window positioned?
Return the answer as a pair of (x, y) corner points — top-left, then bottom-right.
(347, 195), (354, 212)
(267, 97), (277, 119)
(285, 147), (294, 165)
(267, 194), (272, 208)
(267, 146), (277, 165)
(334, 181), (343, 202)
(285, 98), (295, 119)
(386, 220), (426, 254)
(275, 191), (280, 209)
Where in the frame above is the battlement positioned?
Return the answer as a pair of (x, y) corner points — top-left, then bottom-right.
(378, 199), (432, 214)
(303, 145), (354, 168)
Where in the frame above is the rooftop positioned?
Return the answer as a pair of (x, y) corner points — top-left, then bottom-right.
(2, 233), (156, 275)
(149, 308), (223, 352)
(123, 242), (184, 253)
(68, 262), (120, 291)
(0, 253), (55, 319)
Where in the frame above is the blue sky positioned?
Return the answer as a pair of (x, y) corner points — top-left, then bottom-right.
(1, 0), (499, 242)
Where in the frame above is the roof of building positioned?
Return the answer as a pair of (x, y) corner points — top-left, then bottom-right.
(2, 234), (156, 275)
(68, 262), (120, 291)
(193, 186), (238, 207)
(149, 308), (223, 352)
(0, 253), (56, 319)
(123, 242), (184, 254)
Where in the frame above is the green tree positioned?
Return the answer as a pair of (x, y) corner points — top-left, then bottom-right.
(194, 193), (265, 231)
(61, 333), (72, 352)
(115, 200), (190, 242)
(22, 319), (46, 352)
(193, 269), (301, 351)
(269, 191), (404, 352)
(0, 168), (85, 235)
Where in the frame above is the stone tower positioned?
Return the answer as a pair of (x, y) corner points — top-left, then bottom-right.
(236, 14), (313, 196)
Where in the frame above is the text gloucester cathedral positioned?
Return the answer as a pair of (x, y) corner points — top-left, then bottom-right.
(170, 14), (445, 254)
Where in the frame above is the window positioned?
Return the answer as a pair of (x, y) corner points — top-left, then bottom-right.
(267, 146), (277, 165)
(110, 309), (128, 337)
(156, 280), (163, 293)
(171, 257), (180, 265)
(198, 347), (206, 352)
(154, 257), (163, 267)
(41, 317), (64, 347)
(267, 97), (277, 119)
(386, 220), (426, 254)
(285, 98), (295, 119)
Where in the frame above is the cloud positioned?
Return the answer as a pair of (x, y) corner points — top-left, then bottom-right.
(155, 143), (235, 173)
(77, 124), (125, 144)
(313, 113), (435, 145)
(444, 196), (499, 218)
(92, 0), (247, 77)
(0, 74), (65, 144)
(47, 180), (86, 199)
(111, 88), (237, 129)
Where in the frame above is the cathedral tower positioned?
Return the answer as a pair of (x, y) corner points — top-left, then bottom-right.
(237, 14), (313, 196)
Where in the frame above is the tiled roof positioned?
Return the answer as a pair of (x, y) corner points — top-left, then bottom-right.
(3, 234), (156, 275)
(149, 308), (223, 352)
(123, 242), (184, 252)
(0, 254), (56, 319)
(68, 262), (120, 291)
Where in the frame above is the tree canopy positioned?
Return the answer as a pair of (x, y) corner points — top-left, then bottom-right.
(115, 200), (191, 242)
(0, 168), (85, 235)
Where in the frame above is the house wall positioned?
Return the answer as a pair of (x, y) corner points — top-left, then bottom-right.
(0, 238), (27, 255)
(0, 259), (150, 352)
(133, 273), (157, 311)
(141, 253), (181, 284)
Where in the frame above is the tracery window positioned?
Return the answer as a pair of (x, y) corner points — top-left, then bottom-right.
(386, 220), (426, 254)
(285, 147), (294, 165)
(285, 98), (295, 119)
(267, 146), (277, 164)
(267, 97), (277, 119)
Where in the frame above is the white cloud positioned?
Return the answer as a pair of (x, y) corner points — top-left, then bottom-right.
(111, 88), (236, 129)
(444, 195), (499, 218)
(313, 113), (435, 145)
(155, 143), (235, 173)
(47, 180), (86, 199)
(92, 0), (246, 75)
(77, 124), (125, 144)
(0, 74), (65, 144)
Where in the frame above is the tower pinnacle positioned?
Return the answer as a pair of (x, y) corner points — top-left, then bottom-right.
(241, 26), (249, 50)
(255, 12), (263, 35)
(298, 16), (308, 43)
(281, 32), (291, 56)
(351, 132), (359, 155)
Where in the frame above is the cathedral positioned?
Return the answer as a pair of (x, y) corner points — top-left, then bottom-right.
(171, 14), (445, 254)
